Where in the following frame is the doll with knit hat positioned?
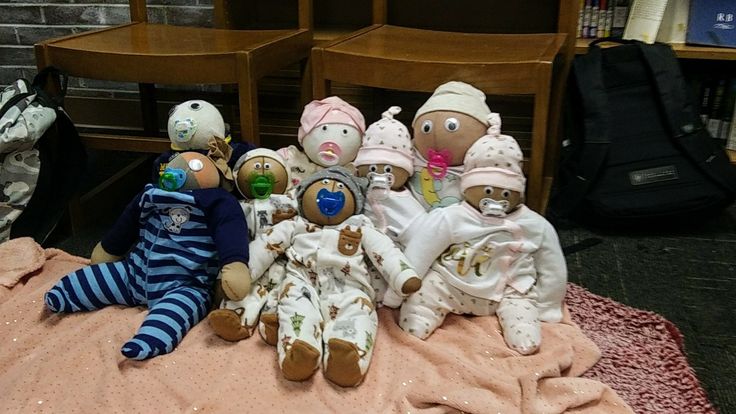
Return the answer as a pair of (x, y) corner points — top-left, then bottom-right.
(247, 166), (421, 387)
(409, 81), (494, 210)
(354, 106), (426, 306)
(208, 148), (298, 341)
(277, 96), (366, 190)
(399, 121), (567, 355)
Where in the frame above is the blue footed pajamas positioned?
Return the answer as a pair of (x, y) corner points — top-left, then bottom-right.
(45, 184), (249, 360)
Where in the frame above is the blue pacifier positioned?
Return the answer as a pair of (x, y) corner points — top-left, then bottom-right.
(159, 167), (187, 191)
(316, 188), (345, 217)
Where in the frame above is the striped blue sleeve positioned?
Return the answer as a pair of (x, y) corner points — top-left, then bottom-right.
(100, 188), (146, 256)
(196, 188), (250, 267)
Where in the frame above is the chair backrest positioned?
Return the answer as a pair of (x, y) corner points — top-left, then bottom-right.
(213, 0), (313, 30)
(129, 0), (147, 22)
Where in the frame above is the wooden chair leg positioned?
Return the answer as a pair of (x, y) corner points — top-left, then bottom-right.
(236, 53), (260, 146)
(527, 65), (553, 214)
(299, 58), (313, 107)
(310, 48), (330, 99)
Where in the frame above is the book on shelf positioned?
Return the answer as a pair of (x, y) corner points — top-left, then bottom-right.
(623, 0), (669, 44)
(611, 0), (631, 37)
(717, 79), (736, 143)
(656, 0), (690, 43)
(686, 0), (736, 48)
(706, 78), (727, 139)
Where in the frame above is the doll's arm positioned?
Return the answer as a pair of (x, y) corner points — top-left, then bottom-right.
(402, 208), (454, 278)
(362, 226), (421, 296)
(530, 221), (568, 323)
(248, 218), (296, 282)
(96, 187), (147, 262)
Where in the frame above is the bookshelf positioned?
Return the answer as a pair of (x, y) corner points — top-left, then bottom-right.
(575, 38), (736, 60)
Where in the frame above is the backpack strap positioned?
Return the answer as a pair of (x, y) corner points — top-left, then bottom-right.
(553, 44), (612, 216)
(638, 42), (736, 194)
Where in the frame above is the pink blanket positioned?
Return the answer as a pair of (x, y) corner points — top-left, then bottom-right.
(0, 238), (644, 413)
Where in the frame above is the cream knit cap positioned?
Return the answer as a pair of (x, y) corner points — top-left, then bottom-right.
(413, 81), (492, 125)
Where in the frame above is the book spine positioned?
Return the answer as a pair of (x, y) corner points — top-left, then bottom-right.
(597, 0), (608, 38)
(578, 0), (585, 37)
(605, 1), (614, 37)
(706, 78), (727, 139)
(582, 0), (592, 38)
(590, 0), (600, 39)
(718, 79), (736, 142)
(611, 0), (629, 38)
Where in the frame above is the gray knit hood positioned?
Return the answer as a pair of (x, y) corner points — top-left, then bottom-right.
(295, 166), (368, 215)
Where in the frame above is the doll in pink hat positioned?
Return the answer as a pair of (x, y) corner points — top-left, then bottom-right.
(354, 106), (425, 307)
(277, 96), (366, 189)
(399, 119), (567, 355)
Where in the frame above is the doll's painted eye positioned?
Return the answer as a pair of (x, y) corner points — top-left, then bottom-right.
(336, 182), (345, 189)
(444, 117), (460, 132)
(501, 189), (511, 198)
(383, 165), (393, 173)
(369, 165), (378, 172)
(189, 102), (201, 111)
(322, 125), (328, 131)
(342, 129), (349, 135)
(263, 162), (272, 170)
(484, 186), (494, 195)
(421, 120), (433, 134)
(188, 158), (204, 172)
(321, 178), (330, 185)
(253, 162), (262, 169)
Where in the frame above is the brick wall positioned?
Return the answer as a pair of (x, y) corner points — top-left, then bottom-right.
(0, 0), (214, 96)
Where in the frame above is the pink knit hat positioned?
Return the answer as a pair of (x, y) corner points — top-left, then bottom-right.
(297, 96), (366, 145)
(354, 106), (414, 175)
(460, 113), (526, 193)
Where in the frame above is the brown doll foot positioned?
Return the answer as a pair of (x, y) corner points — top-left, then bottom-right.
(281, 339), (320, 382)
(208, 309), (250, 342)
(324, 338), (365, 387)
(259, 313), (279, 346)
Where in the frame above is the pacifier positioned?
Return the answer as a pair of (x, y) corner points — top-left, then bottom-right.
(172, 117), (198, 143)
(479, 198), (509, 217)
(317, 141), (342, 166)
(316, 188), (346, 217)
(427, 148), (451, 180)
(249, 172), (275, 200)
(366, 172), (393, 200)
(159, 167), (187, 191)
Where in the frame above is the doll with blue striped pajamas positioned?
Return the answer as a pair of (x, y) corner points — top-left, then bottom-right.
(45, 151), (251, 360)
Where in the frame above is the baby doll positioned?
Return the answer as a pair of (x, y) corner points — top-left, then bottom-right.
(400, 130), (567, 355)
(408, 81), (493, 210)
(45, 152), (251, 360)
(248, 166), (421, 387)
(353, 106), (426, 306)
(152, 99), (255, 185)
(208, 148), (298, 342)
(277, 96), (365, 189)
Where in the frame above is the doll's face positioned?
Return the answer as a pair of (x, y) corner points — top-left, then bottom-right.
(412, 111), (488, 166)
(235, 156), (288, 199)
(355, 164), (410, 190)
(161, 152), (220, 191)
(300, 178), (356, 226)
(167, 100), (225, 151)
(302, 124), (362, 167)
(464, 185), (522, 216)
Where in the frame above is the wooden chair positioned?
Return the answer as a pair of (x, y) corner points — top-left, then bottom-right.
(311, 0), (578, 213)
(34, 0), (314, 150)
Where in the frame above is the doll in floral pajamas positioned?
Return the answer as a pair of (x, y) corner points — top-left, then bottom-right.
(248, 166), (421, 387)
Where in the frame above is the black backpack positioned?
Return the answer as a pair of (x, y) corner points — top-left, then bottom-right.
(550, 39), (736, 225)
(10, 67), (87, 244)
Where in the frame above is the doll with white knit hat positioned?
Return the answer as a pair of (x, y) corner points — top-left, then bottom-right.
(399, 120), (568, 355)
(408, 81), (494, 210)
(354, 106), (427, 306)
(209, 148), (298, 341)
(277, 96), (366, 190)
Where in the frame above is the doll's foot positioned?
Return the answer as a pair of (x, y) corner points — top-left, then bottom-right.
(281, 339), (320, 382)
(259, 313), (279, 346)
(324, 338), (365, 387)
(503, 323), (541, 355)
(208, 309), (250, 342)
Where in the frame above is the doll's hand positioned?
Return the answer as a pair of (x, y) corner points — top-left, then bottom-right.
(220, 262), (252, 301)
(90, 242), (123, 265)
(401, 276), (422, 294)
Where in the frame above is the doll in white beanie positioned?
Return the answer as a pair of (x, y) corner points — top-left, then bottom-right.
(208, 148), (298, 341)
(399, 122), (567, 355)
(354, 106), (427, 307)
(277, 96), (366, 190)
(408, 81), (493, 210)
